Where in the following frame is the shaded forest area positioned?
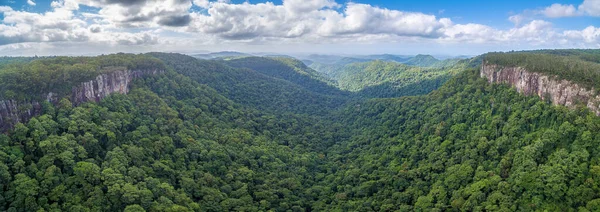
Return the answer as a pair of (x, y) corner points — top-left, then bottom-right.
(1, 51), (600, 211)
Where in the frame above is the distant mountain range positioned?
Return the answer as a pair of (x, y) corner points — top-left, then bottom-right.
(190, 51), (470, 67)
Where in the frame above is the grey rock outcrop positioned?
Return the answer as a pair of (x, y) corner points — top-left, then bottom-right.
(0, 69), (164, 132)
(481, 61), (600, 115)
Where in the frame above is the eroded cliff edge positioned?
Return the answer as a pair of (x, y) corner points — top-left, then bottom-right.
(0, 69), (164, 132)
(481, 61), (600, 115)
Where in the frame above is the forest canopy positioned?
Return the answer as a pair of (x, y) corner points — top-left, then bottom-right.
(0, 50), (600, 211)
(484, 51), (600, 91)
(0, 53), (166, 101)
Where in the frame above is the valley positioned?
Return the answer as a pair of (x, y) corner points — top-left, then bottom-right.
(0, 50), (599, 211)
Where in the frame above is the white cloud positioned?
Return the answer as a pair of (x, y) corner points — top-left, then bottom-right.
(0, 2), (160, 46)
(527, 0), (600, 18)
(0, 0), (599, 55)
(564, 26), (600, 44)
(318, 3), (444, 37)
(283, 0), (338, 14)
(193, 0), (209, 8)
(542, 4), (579, 17)
(188, 2), (447, 40)
(0, 5), (87, 45)
(27, 0), (36, 6)
(579, 0), (600, 16)
(76, 0), (193, 27)
(508, 14), (525, 26)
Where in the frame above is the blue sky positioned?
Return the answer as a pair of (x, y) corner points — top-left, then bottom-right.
(9, 0), (598, 28)
(0, 0), (599, 56)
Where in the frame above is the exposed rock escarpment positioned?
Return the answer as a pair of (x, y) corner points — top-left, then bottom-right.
(71, 69), (163, 105)
(481, 61), (600, 115)
(0, 69), (164, 132)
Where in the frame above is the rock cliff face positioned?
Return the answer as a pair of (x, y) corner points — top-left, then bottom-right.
(0, 69), (164, 132)
(481, 61), (600, 115)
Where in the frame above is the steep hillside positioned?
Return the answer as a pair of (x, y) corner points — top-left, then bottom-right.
(3, 51), (600, 211)
(150, 53), (350, 115)
(483, 51), (600, 115)
(484, 52), (600, 90)
(222, 56), (343, 96)
(0, 54), (166, 131)
(311, 59), (468, 98)
(323, 68), (600, 211)
(0, 65), (340, 211)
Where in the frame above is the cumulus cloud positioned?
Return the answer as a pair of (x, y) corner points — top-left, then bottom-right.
(188, 2), (448, 40)
(0, 4), (88, 45)
(579, 0), (600, 16)
(76, 0), (193, 27)
(542, 4), (579, 17)
(0, 2), (160, 46)
(283, 0), (338, 14)
(111, 32), (159, 45)
(27, 0), (36, 6)
(0, 0), (599, 54)
(530, 0), (599, 18)
(564, 26), (600, 44)
(193, 0), (209, 8)
(318, 3), (444, 37)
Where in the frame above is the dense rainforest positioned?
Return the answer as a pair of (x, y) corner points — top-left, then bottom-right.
(484, 50), (600, 91)
(308, 58), (467, 98)
(1, 50), (600, 211)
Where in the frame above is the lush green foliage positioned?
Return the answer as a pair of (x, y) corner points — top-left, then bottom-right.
(0, 69), (340, 211)
(485, 51), (600, 91)
(311, 59), (468, 98)
(526, 49), (600, 63)
(322, 68), (600, 211)
(0, 53), (165, 101)
(222, 56), (343, 96)
(403, 54), (440, 67)
(149, 53), (350, 115)
(3, 51), (600, 211)
(0, 56), (40, 69)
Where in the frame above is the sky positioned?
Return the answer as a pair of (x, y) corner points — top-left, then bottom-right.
(0, 0), (598, 56)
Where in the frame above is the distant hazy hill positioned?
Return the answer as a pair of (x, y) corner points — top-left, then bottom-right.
(308, 58), (469, 98)
(4, 50), (600, 211)
(302, 54), (411, 64)
(403, 54), (440, 66)
(191, 51), (252, 59)
(360, 54), (412, 63)
(151, 53), (350, 115)
(223, 56), (345, 97)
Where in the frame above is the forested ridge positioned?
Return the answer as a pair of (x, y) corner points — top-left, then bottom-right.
(0, 54), (165, 101)
(309, 59), (469, 98)
(484, 50), (600, 91)
(1, 51), (600, 211)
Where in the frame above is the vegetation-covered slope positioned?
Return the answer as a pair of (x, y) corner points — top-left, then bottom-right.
(403, 54), (440, 67)
(149, 53), (350, 115)
(311, 59), (468, 98)
(320, 68), (600, 211)
(484, 51), (600, 90)
(0, 69), (341, 211)
(0, 53), (165, 101)
(222, 56), (343, 96)
(3, 51), (600, 211)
